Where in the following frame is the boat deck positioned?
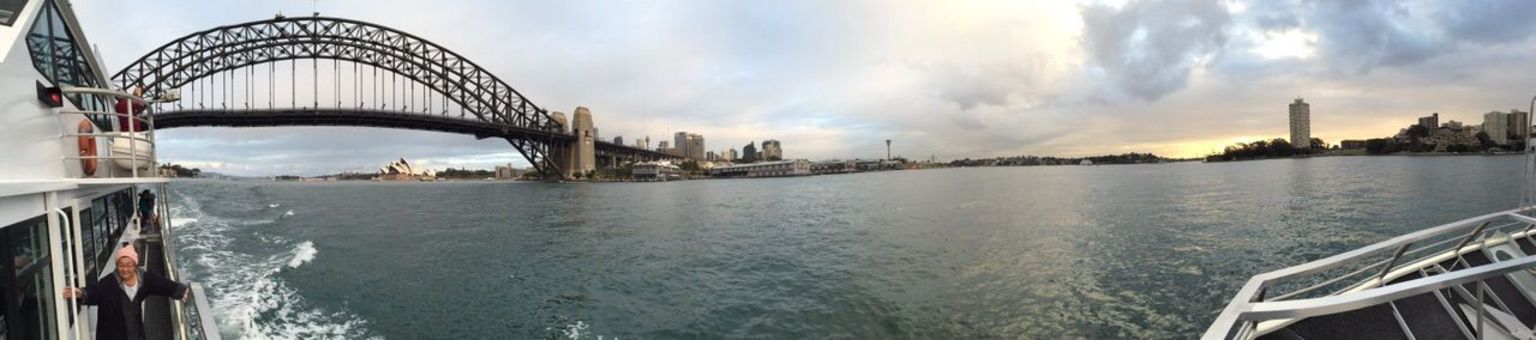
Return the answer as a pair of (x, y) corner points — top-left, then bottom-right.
(140, 235), (175, 339)
(1259, 238), (1536, 339)
(1208, 208), (1536, 339)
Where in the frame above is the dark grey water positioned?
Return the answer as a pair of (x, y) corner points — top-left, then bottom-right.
(167, 155), (1526, 339)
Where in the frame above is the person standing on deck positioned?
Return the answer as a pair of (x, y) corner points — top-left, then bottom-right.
(62, 246), (188, 340)
(138, 189), (156, 232)
(115, 87), (147, 132)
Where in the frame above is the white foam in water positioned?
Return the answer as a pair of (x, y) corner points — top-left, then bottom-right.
(283, 210), (295, 217)
(269, 203), (281, 208)
(553, 320), (615, 340)
(287, 241), (317, 268)
(169, 189), (376, 339)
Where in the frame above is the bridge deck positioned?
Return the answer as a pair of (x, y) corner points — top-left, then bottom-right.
(152, 109), (678, 160)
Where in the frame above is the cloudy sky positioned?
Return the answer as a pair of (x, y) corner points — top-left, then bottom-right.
(71, 0), (1536, 176)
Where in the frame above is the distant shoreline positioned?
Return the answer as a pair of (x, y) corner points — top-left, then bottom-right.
(1205, 150), (1524, 163)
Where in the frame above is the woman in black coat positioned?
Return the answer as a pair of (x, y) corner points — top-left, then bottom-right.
(63, 245), (188, 340)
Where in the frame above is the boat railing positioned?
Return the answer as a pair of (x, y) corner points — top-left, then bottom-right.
(143, 182), (220, 340)
(1205, 207), (1536, 339)
(55, 86), (157, 180)
(181, 282), (221, 340)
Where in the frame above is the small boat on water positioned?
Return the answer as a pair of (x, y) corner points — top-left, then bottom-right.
(1206, 98), (1536, 339)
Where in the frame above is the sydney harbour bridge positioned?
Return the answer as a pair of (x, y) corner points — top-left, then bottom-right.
(111, 15), (679, 179)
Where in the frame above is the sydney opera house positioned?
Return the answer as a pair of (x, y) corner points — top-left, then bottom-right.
(377, 158), (436, 181)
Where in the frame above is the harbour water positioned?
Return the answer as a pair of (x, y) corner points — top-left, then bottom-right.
(167, 155), (1526, 339)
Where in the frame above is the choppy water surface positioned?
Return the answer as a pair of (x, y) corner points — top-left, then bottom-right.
(167, 155), (1525, 338)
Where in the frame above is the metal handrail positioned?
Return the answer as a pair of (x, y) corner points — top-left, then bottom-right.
(57, 110), (155, 124)
(54, 86), (158, 179)
(64, 131), (155, 141)
(1204, 207), (1536, 339)
(1266, 221), (1525, 302)
(187, 283), (221, 340)
(1239, 254), (1536, 320)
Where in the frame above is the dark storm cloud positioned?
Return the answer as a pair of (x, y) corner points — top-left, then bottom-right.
(1249, 0), (1536, 74)
(1438, 0), (1536, 44)
(1307, 1), (1442, 72)
(1079, 0), (1231, 101)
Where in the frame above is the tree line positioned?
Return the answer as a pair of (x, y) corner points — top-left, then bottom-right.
(1205, 138), (1325, 162)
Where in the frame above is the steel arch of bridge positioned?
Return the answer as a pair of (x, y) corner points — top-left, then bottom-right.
(110, 16), (569, 175)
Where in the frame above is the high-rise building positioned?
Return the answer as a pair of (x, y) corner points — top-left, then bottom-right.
(674, 132), (689, 158)
(706, 151), (718, 161)
(614, 136), (624, 146)
(687, 133), (705, 160)
(742, 141), (758, 163)
(760, 140), (782, 161)
(658, 141), (670, 153)
(1485, 111), (1510, 145)
(1507, 110), (1529, 141)
(1419, 113), (1439, 130)
(727, 148), (738, 161)
(1289, 98), (1311, 149)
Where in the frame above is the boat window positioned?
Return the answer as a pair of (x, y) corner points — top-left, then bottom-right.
(0, 0), (24, 26)
(0, 215), (57, 339)
(1498, 250), (1515, 261)
(23, 0), (107, 127)
(79, 207), (95, 276)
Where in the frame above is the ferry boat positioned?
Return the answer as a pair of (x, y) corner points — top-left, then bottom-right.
(1206, 101), (1536, 339)
(0, 0), (217, 339)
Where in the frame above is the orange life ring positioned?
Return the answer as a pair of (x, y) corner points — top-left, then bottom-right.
(77, 120), (97, 176)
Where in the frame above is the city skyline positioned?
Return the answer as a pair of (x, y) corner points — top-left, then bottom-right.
(69, 0), (1536, 175)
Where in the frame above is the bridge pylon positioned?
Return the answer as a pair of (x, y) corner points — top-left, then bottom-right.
(571, 107), (597, 178)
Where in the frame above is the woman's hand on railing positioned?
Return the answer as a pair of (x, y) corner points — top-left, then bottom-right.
(62, 287), (85, 299)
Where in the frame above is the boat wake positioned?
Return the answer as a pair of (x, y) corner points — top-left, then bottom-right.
(170, 192), (377, 339)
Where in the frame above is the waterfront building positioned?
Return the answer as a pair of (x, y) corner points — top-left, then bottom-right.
(632, 162), (682, 181)
(1484, 111), (1510, 145)
(494, 164), (520, 180)
(726, 148), (738, 161)
(761, 140), (783, 161)
(378, 158), (436, 181)
(1340, 140), (1367, 150)
(1424, 121), (1480, 151)
(742, 142), (758, 163)
(811, 160), (856, 174)
(1289, 98), (1311, 149)
(856, 159), (887, 171)
(1419, 113), (1439, 130)
(658, 141), (670, 153)
(706, 151), (718, 161)
(1508, 110), (1530, 141)
(710, 159), (812, 178)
